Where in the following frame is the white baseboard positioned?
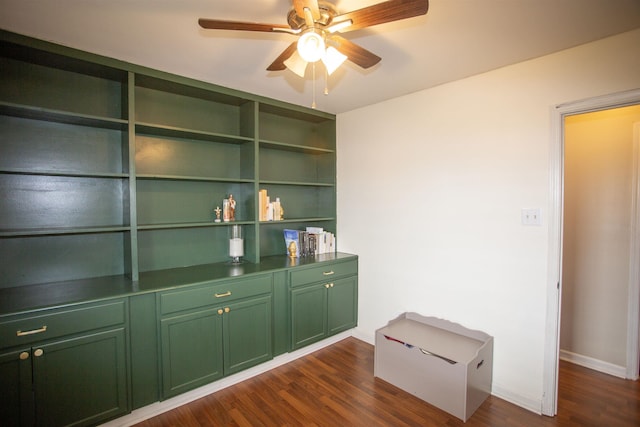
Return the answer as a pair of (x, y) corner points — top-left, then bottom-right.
(490, 383), (543, 415)
(351, 327), (374, 345)
(559, 349), (627, 379)
(100, 331), (354, 427)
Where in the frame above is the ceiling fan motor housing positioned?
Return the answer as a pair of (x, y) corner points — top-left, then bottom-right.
(287, 2), (336, 30)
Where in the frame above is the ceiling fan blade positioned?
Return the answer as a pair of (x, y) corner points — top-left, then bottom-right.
(293, 0), (321, 21)
(330, 36), (381, 69)
(267, 42), (299, 71)
(199, 18), (293, 33)
(332, 0), (429, 33)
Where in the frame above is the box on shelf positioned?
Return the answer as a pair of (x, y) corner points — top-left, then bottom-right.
(374, 312), (493, 422)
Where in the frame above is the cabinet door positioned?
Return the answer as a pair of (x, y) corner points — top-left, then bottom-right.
(0, 348), (34, 427)
(32, 328), (127, 427)
(160, 309), (223, 399)
(290, 284), (327, 350)
(327, 276), (358, 335)
(223, 295), (272, 375)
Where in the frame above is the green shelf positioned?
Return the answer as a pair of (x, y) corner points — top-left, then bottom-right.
(136, 122), (253, 145)
(0, 102), (128, 130)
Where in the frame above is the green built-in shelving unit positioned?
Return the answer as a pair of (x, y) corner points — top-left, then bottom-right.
(0, 30), (337, 289)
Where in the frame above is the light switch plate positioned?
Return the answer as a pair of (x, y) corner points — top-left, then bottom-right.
(521, 208), (542, 226)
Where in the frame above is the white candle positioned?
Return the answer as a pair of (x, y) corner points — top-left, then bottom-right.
(229, 238), (244, 257)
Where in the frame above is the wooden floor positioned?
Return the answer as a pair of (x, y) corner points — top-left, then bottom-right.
(134, 337), (640, 427)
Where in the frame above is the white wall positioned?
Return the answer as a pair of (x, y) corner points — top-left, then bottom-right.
(336, 29), (640, 413)
(561, 106), (640, 370)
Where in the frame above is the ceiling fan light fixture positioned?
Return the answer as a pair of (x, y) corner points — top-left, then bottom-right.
(284, 50), (308, 77)
(297, 30), (325, 63)
(322, 46), (347, 75)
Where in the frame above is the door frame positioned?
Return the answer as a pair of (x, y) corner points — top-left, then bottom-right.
(542, 88), (640, 416)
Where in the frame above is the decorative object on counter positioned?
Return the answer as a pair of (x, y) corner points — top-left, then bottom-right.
(228, 194), (236, 221)
(228, 224), (244, 264)
(288, 241), (297, 259)
(275, 197), (283, 220)
(223, 198), (230, 222)
(259, 189), (284, 221)
(213, 206), (222, 223)
(283, 229), (300, 258)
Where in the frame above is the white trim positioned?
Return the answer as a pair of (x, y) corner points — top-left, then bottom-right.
(544, 88), (640, 415)
(352, 326), (374, 345)
(628, 122), (640, 380)
(491, 383), (542, 415)
(560, 350), (627, 379)
(99, 331), (353, 427)
(542, 104), (564, 416)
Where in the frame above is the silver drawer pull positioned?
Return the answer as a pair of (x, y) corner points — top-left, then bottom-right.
(215, 291), (232, 298)
(322, 270), (335, 276)
(16, 326), (47, 337)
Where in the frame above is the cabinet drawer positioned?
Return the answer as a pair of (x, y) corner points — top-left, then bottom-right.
(290, 260), (358, 287)
(0, 299), (126, 349)
(160, 274), (273, 316)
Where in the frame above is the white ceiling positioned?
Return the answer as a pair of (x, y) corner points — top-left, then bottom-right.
(1, 0), (639, 114)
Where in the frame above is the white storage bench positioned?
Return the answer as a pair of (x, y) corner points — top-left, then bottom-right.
(374, 312), (493, 422)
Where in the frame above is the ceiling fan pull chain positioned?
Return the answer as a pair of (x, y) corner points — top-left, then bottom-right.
(312, 62), (317, 109)
(324, 67), (329, 96)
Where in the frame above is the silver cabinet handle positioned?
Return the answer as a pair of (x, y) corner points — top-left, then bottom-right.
(323, 271), (335, 276)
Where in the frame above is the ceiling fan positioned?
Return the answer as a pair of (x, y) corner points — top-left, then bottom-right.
(198, 0), (429, 77)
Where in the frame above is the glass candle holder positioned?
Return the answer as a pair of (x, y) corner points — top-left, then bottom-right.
(228, 224), (244, 264)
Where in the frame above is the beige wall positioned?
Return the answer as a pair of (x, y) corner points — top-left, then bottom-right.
(336, 29), (640, 412)
(561, 105), (640, 368)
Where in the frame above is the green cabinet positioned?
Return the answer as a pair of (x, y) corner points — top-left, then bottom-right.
(0, 300), (129, 427)
(0, 347), (34, 426)
(327, 276), (359, 335)
(290, 260), (358, 350)
(0, 30), (355, 425)
(291, 281), (328, 348)
(160, 307), (224, 398)
(159, 274), (273, 399)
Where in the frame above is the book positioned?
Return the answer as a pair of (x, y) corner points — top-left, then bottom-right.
(283, 229), (300, 257)
(259, 189), (267, 221)
(285, 229), (336, 257)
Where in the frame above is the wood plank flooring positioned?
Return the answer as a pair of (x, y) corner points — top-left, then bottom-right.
(134, 337), (640, 426)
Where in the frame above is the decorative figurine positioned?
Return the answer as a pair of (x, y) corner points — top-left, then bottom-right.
(228, 194), (236, 221)
(288, 241), (297, 259)
(214, 206), (221, 223)
(223, 198), (230, 222)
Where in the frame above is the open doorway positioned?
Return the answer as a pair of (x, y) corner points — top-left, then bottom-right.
(560, 105), (640, 377)
(542, 89), (640, 416)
